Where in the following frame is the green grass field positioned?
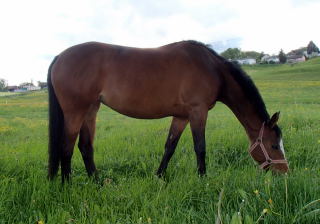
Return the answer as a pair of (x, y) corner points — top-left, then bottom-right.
(0, 92), (19, 97)
(0, 58), (319, 223)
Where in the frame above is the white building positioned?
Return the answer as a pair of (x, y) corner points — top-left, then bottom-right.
(304, 51), (320, 58)
(16, 85), (41, 92)
(236, 58), (256, 65)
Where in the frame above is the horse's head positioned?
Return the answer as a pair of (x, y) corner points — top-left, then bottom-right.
(249, 112), (289, 173)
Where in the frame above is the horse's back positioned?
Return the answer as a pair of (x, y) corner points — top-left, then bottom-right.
(51, 41), (222, 118)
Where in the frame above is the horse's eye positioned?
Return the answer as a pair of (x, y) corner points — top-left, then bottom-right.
(272, 145), (279, 150)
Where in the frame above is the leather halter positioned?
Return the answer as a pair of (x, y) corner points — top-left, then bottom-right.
(249, 122), (287, 169)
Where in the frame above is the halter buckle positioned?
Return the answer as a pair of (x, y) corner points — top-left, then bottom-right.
(267, 159), (272, 163)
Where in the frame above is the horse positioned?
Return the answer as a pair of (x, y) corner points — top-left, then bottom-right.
(47, 40), (288, 182)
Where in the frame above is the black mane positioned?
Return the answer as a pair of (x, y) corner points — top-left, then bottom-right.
(186, 40), (271, 122)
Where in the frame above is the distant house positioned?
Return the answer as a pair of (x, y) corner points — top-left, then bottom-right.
(19, 84), (41, 91)
(236, 58), (256, 65)
(261, 55), (280, 64)
(305, 51), (320, 59)
(7, 86), (18, 92)
(261, 54), (270, 62)
(287, 47), (310, 63)
(287, 54), (306, 64)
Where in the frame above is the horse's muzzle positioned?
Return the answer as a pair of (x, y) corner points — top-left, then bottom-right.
(270, 163), (289, 174)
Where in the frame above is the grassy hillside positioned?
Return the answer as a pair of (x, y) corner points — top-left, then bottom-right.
(246, 57), (320, 81)
(0, 58), (319, 223)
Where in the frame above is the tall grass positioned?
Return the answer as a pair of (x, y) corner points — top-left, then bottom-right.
(0, 58), (319, 223)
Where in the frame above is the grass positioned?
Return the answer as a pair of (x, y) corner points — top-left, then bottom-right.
(0, 58), (320, 223)
(0, 92), (19, 97)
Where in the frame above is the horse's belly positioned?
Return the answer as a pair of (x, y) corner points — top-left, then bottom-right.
(99, 91), (185, 119)
(101, 101), (176, 119)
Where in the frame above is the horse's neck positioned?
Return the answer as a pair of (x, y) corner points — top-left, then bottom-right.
(221, 80), (263, 142)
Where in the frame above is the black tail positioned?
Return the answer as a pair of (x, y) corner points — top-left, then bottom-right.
(47, 56), (64, 179)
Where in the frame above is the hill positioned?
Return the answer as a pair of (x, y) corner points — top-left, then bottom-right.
(244, 57), (320, 81)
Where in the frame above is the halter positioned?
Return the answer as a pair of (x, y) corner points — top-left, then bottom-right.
(249, 122), (288, 169)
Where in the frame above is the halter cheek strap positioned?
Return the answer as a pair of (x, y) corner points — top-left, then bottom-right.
(249, 122), (287, 169)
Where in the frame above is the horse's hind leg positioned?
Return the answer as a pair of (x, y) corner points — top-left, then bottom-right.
(61, 112), (86, 183)
(189, 106), (208, 176)
(156, 117), (189, 177)
(78, 102), (100, 178)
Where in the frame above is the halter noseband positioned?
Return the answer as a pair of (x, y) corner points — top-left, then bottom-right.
(249, 122), (287, 169)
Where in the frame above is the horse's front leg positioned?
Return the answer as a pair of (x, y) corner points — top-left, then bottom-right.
(156, 117), (188, 177)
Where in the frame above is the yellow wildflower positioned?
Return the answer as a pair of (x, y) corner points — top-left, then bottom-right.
(263, 208), (269, 214)
(37, 221), (44, 224)
(254, 189), (259, 195)
(147, 217), (152, 223)
(268, 198), (273, 204)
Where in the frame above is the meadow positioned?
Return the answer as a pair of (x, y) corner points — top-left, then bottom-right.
(0, 92), (19, 97)
(0, 58), (319, 223)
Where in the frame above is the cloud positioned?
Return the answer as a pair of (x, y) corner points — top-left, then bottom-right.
(210, 38), (243, 53)
(0, 0), (319, 85)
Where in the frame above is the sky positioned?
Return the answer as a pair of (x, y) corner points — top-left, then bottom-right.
(0, 0), (319, 85)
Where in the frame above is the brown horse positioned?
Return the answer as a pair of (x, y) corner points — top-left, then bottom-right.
(47, 40), (288, 182)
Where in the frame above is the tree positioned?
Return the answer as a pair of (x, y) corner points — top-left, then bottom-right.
(38, 81), (47, 89)
(307, 41), (319, 54)
(242, 51), (260, 59)
(0, 78), (7, 91)
(19, 82), (34, 87)
(257, 52), (265, 63)
(221, 48), (243, 60)
(278, 49), (287, 64)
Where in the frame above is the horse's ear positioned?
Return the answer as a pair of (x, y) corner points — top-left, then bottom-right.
(268, 111), (280, 128)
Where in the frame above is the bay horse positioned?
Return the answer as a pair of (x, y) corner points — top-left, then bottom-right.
(47, 40), (288, 182)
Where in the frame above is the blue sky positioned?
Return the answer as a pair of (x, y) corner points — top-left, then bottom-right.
(1, 0), (319, 85)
